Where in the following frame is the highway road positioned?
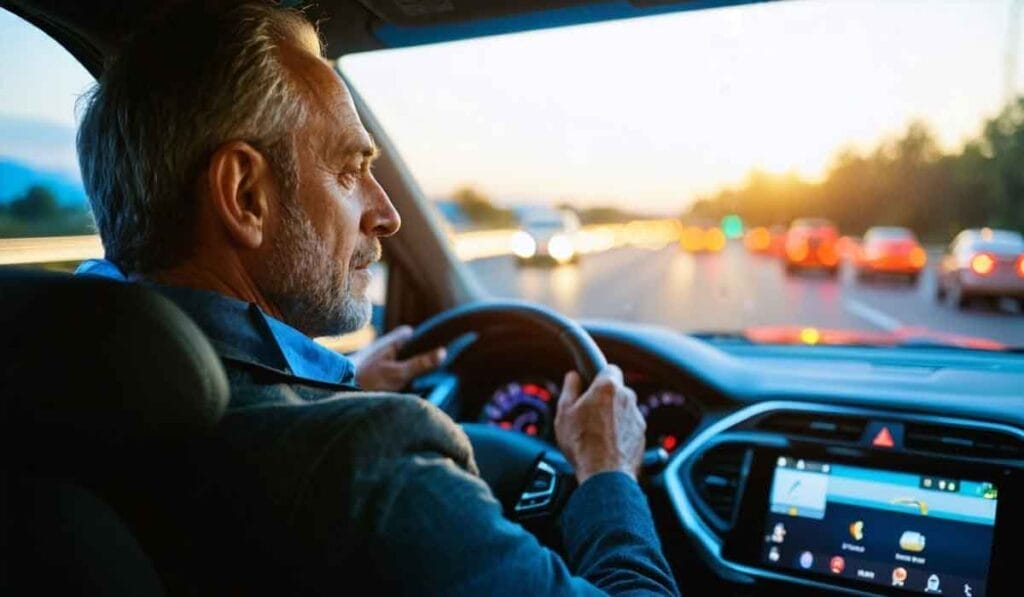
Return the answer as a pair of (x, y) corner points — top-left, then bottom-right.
(467, 242), (1024, 348)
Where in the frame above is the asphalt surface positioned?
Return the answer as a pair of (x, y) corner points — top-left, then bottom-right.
(467, 242), (1024, 347)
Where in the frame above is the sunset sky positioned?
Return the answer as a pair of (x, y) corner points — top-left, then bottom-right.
(2, 1), (1021, 213)
(342, 0), (1021, 213)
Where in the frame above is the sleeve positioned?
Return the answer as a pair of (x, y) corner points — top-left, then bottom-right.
(560, 472), (680, 596)
(354, 453), (678, 596)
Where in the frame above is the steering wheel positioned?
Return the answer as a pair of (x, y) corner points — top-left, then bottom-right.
(398, 299), (607, 520)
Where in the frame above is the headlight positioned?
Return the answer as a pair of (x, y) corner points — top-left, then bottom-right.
(512, 231), (537, 259)
(548, 233), (575, 263)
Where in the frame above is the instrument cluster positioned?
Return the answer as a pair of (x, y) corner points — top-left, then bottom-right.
(479, 373), (700, 452)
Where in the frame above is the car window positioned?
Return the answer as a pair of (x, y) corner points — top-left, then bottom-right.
(0, 9), (95, 267)
(867, 228), (914, 241)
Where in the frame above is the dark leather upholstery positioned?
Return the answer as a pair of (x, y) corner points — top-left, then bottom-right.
(0, 267), (230, 594)
(0, 268), (228, 451)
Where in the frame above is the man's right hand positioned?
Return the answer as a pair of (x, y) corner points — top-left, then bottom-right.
(554, 365), (646, 485)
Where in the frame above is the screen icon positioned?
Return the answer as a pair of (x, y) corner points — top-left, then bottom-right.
(829, 556), (845, 574)
(768, 546), (780, 562)
(963, 583), (973, 597)
(892, 497), (929, 515)
(771, 522), (787, 543)
(892, 567), (908, 587)
(799, 551), (813, 569)
(926, 574), (941, 593)
(899, 531), (926, 553)
(849, 520), (864, 541)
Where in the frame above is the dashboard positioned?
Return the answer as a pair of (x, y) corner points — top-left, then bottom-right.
(423, 320), (1024, 596)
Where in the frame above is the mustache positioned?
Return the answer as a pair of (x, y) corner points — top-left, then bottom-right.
(350, 239), (382, 269)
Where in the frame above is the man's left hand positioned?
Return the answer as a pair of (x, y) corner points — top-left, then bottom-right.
(351, 325), (446, 391)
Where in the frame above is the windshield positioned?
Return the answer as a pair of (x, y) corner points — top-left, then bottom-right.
(341, 0), (1024, 352)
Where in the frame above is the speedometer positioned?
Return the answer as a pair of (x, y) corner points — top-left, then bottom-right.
(639, 390), (694, 453)
(481, 380), (558, 438)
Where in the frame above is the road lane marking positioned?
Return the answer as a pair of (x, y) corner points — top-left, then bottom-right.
(843, 298), (903, 331)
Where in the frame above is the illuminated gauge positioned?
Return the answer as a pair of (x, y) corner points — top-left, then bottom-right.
(638, 390), (694, 453)
(481, 380), (558, 439)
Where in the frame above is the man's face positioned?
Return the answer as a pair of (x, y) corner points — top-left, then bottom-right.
(261, 44), (400, 337)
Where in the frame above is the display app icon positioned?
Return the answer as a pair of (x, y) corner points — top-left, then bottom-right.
(771, 522), (786, 543)
(899, 531), (926, 553)
(925, 574), (941, 593)
(892, 567), (908, 587)
(799, 551), (813, 569)
(829, 556), (845, 574)
(848, 520), (864, 541)
(768, 546), (780, 562)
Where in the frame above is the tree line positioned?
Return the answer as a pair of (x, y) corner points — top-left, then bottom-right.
(685, 98), (1024, 242)
(0, 185), (94, 238)
(449, 186), (645, 229)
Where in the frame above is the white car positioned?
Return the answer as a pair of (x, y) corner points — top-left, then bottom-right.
(937, 228), (1024, 309)
(512, 208), (582, 265)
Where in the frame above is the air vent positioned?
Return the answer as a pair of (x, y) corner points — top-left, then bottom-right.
(905, 423), (1024, 460)
(755, 412), (868, 442)
(689, 444), (749, 530)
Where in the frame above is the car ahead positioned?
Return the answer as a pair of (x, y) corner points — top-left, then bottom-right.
(679, 220), (726, 254)
(854, 226), (927, 284)
(511, 207), (581, 265)
(937, 228), (1024, 309)
(782, 217), (839, 276)
(744, 224), (786, 257)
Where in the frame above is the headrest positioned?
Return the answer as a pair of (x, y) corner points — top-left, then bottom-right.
(0, 268), (229, 449)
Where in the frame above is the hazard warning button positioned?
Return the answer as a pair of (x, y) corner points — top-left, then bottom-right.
(862, 422), (904, 449)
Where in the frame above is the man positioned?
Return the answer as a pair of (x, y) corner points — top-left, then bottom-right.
(75, 1), (679, 594)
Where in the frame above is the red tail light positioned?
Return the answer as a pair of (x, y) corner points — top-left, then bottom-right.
(909, 247), (927, 268)
(970, 253), (996, 276)
(1017, 255), (1024, 277)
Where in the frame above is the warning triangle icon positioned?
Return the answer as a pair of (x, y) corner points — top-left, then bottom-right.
(872, 426), (895, 448)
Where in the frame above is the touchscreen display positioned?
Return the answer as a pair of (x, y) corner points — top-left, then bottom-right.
(761, 456), (998, 595)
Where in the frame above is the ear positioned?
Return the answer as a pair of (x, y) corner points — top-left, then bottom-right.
(205, 141), (275, 250)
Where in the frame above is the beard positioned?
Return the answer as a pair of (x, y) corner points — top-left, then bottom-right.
(262, 199), (379, 337)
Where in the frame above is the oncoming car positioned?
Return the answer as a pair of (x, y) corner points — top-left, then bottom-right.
(511, 207), (581, 265)
(937, 228), (1024, 309)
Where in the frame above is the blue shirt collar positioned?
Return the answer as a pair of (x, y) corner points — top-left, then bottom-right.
(75, 258), (357, 387)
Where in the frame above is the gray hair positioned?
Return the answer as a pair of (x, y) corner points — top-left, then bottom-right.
(77, 1), (320, 273)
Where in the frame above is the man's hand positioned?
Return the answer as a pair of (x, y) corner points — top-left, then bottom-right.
(350, 325), (446, 392)
(554, 365), (646, 485)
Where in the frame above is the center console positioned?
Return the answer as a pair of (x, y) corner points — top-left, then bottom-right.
(665, 402), (1023, 596)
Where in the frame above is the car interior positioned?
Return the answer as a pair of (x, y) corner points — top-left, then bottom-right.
(1, 1), (1022, 595)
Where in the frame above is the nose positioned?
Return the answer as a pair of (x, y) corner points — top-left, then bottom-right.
(361, 173), (400, 237)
